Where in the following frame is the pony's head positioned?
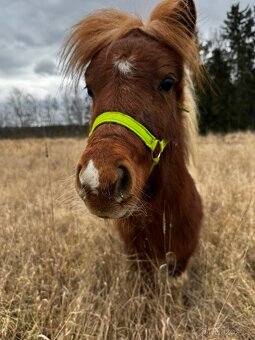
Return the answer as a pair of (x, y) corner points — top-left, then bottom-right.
(61, 0), (202, 219)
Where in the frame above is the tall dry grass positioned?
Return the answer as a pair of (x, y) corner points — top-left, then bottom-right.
(0, 133), (254, 339)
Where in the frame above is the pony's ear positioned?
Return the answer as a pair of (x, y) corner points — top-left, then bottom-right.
(146, 0), (202, 84)
(60, 9), (142, 86)
(148, 0), (196, 37)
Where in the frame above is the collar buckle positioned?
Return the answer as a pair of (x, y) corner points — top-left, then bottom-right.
(150, 140), (167, 173)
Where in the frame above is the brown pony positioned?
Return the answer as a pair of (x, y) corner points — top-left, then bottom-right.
(61, 0), (203, 277)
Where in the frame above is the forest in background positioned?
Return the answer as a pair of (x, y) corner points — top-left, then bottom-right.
(0, 3), (254, 135)
(199, 3), (255, 133)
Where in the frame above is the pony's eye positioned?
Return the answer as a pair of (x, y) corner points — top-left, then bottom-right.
(159, 76), (175, 92)
(86, 87), (94, 98)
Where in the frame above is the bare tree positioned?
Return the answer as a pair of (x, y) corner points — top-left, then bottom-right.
(1, 88), (91, 128)
(62, 92), (91, 125)
(5, 88), (37, 127)
(41, 95), (59, 125)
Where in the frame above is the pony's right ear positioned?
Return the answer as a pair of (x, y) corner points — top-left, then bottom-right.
(148, 0), (197, 37)
(60, 9), (142, 86)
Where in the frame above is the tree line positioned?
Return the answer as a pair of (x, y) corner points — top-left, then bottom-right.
(0, 88), (91, 128)
(0, 3), (254, 134)
(199, 3), (255, 133)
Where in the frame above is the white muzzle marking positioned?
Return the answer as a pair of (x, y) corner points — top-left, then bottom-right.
(79, 160), (100, 193)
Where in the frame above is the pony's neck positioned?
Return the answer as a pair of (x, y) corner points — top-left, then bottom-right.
(146, 142), (188, 207)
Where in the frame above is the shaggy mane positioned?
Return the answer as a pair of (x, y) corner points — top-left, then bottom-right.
(60, 9), (143, 86)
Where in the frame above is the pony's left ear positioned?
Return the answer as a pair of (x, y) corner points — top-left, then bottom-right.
(146, 0), (202, 83)
(147, 0), (197, 37)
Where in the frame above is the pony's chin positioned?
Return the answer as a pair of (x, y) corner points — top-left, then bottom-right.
(90, 209), (131, 220)
(84, 202), (134, 220)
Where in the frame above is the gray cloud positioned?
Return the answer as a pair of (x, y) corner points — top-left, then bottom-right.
(34, 59), (58, 76)
(0, 42), (33, 75)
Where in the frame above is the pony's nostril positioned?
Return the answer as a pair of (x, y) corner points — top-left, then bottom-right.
(115, 166), (131, 202)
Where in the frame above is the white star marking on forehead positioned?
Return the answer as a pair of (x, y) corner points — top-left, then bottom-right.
(115, 59), (133, 75)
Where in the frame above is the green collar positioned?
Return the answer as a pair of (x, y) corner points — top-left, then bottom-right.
(89, 111), (168, 173)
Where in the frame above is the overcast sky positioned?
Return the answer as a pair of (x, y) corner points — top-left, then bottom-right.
(0, 0), (254, 104)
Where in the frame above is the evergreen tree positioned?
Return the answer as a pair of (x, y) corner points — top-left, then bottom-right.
(199, 48), (234, 133)
(199, 3), (255, 133)
(222, 4), (255, 130)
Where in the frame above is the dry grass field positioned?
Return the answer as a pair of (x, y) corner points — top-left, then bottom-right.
(0, 133), (254, 339)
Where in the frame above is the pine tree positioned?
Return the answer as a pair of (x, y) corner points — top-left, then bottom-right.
(199, 47), (234, 133)
(222, 4), (255, 130)
(199, 3), (255, 133)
